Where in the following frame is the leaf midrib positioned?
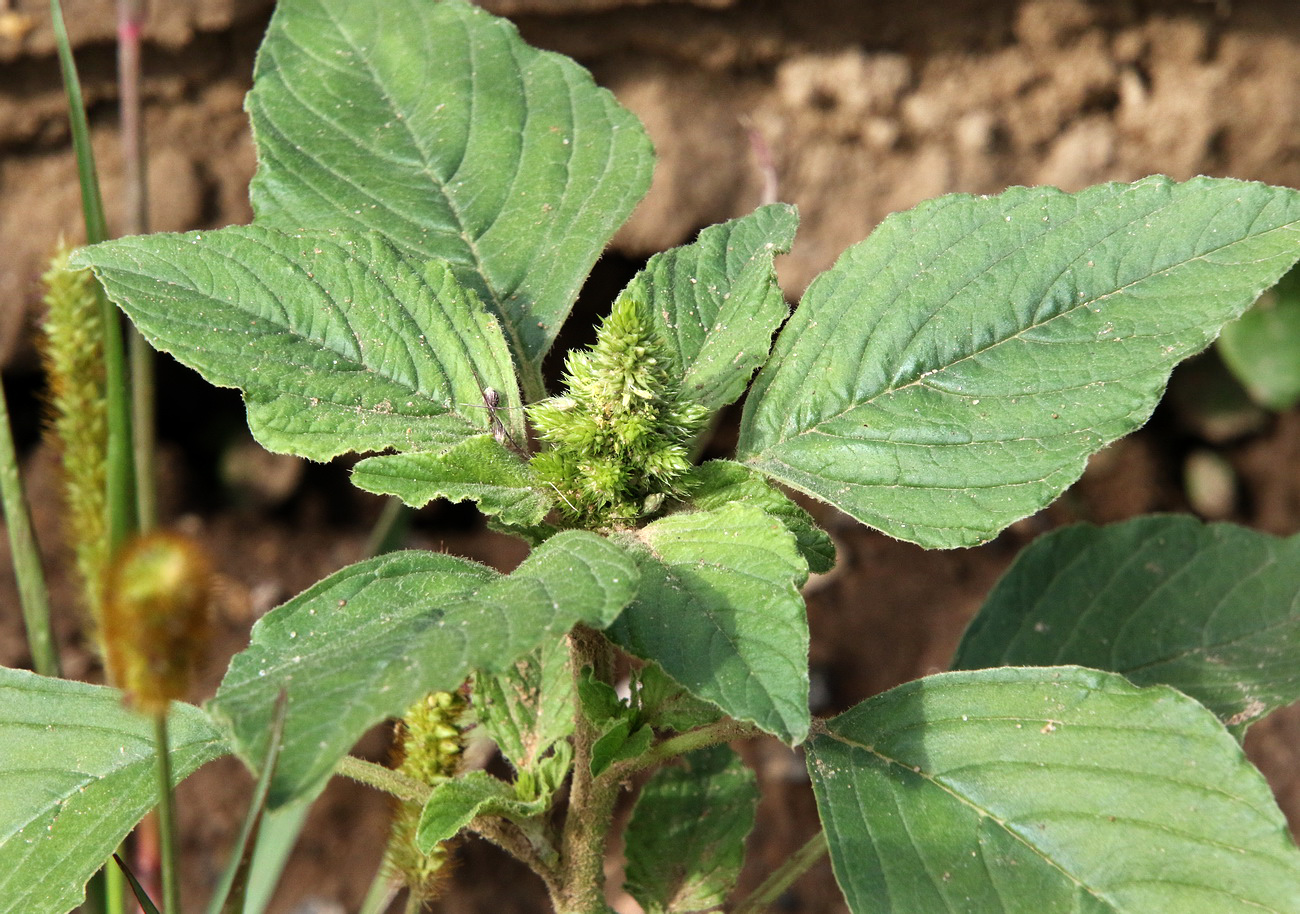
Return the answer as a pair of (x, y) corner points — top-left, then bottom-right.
(818, 722), (1288, 913)
(758, 195), (1295, 453)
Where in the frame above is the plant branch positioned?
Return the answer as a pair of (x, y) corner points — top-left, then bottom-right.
(607, 717), (762, 782)
(730, 830), (828, 914)
(335, 755), (431, 806)
(470, 815), (563, 902)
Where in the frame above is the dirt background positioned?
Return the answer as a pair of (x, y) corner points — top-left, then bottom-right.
(1, 1), (1299, 912)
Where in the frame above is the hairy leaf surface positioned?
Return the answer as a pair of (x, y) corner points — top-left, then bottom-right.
(623, 204), (798, 410)
(0, 669), (226, 914)
(608, 503), (810, 744)
(249, 0), (654, 395)
(352, 435), (551, 528)
(209, 532), (637, 805)
(952, 516), (1300, 731)
(809, 667), (1300, 914)
(74, 227), (522, 460)
(687, 460), (835, 574)
(740, 177), (1300, 547)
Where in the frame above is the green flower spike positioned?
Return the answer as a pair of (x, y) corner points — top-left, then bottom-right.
(530, 296), (709, 528)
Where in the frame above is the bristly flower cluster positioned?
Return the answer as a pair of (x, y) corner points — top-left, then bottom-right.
(529, 295), (708, 528)
(385, 690), (472, 904)
(41, 247), (109, 617)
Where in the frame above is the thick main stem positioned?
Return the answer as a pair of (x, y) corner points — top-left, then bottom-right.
(556, 626), (619, 913)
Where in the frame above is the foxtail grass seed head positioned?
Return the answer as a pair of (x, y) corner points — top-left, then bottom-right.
(40, 244), (109, 619)
(529, 296), (709, 528)
(102, 532), (213, 714)
(386, 690), (472, 904)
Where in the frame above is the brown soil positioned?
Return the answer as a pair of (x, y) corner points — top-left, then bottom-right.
(1, 1), (1298, 912)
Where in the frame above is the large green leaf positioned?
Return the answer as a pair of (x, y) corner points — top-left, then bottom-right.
(208, 531), (638, 806)
(248, 0), (654, 396)
(1218, 261), (1300, 410)
(808, 667), (1300, 914)
(0, 668), (227, 914)
(739, 177), (1300, 548)
(73, 226), (523, 461)
(951, 516), (1300, 731)
(623, 746), (758, 914)
(622, 204), (798, 411)
(607, 503), (811, 744)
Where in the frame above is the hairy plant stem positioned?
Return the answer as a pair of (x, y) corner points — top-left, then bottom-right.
(152, 713), (180, 914)
(556, 625), (620, 913)
(730, 830), (828, 914)
(471, 815), (563, 901)
(335, 754), (432, 806)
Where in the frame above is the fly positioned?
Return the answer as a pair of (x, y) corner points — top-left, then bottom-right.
(476, 386), (527, 455)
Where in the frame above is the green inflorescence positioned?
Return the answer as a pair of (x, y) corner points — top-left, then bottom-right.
(529, 295), (709, 528)
(40, 246), (109, 619)
(385, 690), (473, 906)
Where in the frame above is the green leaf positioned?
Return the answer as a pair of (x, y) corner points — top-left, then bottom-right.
(634, 663), (724, 734)
(353, 435), (551, 528)
(73, 227), (523, 461)
(208, 531), (638, 806)
(607, 503), (811, 744)
(590, 718), (655, 779)
(1219, 262), (1300, 410)
(951, 516), (1300, 731)
(0, 668), (227, 914)
(624, 746), (759, 914)
(624, 204), (798, 411)
(474, 636), (575, 775)
(415, 770), (547, 852)
(248, 0), (654, 396)
(577, 668), (653, 777)
(808, 666), (1300, 914)
(687, 460), (835, 574)
(739, 177), (1300, 548)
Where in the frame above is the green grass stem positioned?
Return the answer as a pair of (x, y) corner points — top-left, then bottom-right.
(0, 379), (58, 677)
(117, 0), (157, 532)
(153, 713), (181, 914)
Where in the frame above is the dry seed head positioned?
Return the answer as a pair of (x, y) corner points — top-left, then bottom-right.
(102, 532), (213, 713)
